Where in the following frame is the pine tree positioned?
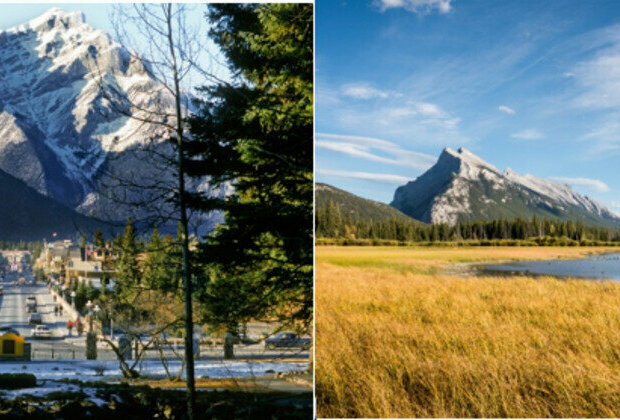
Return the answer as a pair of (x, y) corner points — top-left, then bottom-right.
(115, 218), (140, 295)
(94, 229), (104, 249)
(186, 4), (313, 329)
(142, 227), (173, 292)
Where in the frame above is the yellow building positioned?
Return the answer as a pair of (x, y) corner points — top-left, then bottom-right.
(0, 332), (26, 358)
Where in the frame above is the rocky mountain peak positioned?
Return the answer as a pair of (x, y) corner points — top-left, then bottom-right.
(391, 147), (619, 226)
(0, 9), (222, 231)
(11, 8), (86, 34)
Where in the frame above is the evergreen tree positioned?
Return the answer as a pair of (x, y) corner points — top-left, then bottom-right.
(115, 218), (140, 295)
(186, 4), (313, 329)
(94, 229), (105, 249)
(142, 227), (174, 292)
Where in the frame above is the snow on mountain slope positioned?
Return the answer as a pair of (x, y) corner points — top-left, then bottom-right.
(391, 147), (619, 226)
(0, 8), (222, 231)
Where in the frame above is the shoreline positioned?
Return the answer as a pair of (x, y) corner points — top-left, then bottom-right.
(441, 248), (620, 280)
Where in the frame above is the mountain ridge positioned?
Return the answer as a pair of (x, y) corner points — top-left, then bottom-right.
(391, 147), (620, 227)
(0, 165), (118, 241)
(0, 8), (225, 233)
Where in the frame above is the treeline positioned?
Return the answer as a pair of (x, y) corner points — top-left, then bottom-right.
(0, 240), (43, 253)
(316, 202), (620, 243)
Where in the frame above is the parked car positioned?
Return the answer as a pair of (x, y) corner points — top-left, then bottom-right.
(28, 314), (42, 325)
(263, 332), (311, 350)
(32, 325), (52, 339)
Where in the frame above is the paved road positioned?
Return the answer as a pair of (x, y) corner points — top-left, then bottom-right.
(0, 271), (88, 358)
(0, 270), (309, 361)
(0, 278), (70, 338)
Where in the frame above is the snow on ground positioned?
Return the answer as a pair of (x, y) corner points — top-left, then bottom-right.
(0, 359), (307, 381)
(0, 380), (110, 407)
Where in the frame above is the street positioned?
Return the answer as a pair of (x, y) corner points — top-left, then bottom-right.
(0, 268), (309, 361)
(0, 275), (70, 338)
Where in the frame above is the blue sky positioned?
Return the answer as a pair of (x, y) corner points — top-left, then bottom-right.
(0, 4), (229, 91)
(316, 0), (620, 214)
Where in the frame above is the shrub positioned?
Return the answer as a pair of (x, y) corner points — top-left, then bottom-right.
(0, 373), (36, 389)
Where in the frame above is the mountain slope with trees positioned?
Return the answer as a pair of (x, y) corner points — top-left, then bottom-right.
(316, 183), (419, 223)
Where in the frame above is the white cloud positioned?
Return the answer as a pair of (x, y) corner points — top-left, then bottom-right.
(498, 105), (516, 114)
(341, 83), (389, 100)
(511, 129), (544, 140)
(581, 114), (620, 154)
(375, 0), (453, 14)
(316, 133), (437, 171)
(572, 47), (620, 109)
(550, 176), (610, 193)
(318, 169), (410, 185)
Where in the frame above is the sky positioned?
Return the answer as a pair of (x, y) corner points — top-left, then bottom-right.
(0, 3), (230, 92)
(316, 0), (620, 214)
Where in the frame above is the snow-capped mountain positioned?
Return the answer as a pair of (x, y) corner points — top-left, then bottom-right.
(0, 9), (223, 232)
(391, 147), (620, 226)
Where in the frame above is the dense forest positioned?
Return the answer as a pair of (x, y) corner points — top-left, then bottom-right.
(316, 200), (620, 244)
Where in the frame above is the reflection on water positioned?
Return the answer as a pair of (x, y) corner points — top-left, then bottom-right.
(485, 252), (620, 281)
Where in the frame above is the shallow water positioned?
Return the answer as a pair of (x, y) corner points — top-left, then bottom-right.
(485, 252), (620, 281)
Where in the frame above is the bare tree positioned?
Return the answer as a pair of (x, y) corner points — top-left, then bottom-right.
(83, 4), (226, 417)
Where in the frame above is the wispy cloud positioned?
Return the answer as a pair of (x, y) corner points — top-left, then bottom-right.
(572, 44), (620, 110)
(333, 100), (466, 145)
(498, 105), (516, 115)
(374, 0), (453, 14)
(511, 129), (544, 140)
(581, 113), (620, 154)
(341, 83), (390, 100)
(550, 176), (610, 193)
(316, 133), (437, 171)
(318, 168), (410, 185)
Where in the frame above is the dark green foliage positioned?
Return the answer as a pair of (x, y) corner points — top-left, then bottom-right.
(114, 218), (141, 295)
(75, 281), (87, 312)
(186, 4), (313, 331)
(142, 228), (179, 293)
(0, 374), (36, 389)
(94, 229), (105, 249)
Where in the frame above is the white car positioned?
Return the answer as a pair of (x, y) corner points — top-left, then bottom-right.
(32, 325), (52, 339)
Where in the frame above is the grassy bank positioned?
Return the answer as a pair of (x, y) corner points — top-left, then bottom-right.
(315, 246), (620, 418)
(316, 237), (620, 247)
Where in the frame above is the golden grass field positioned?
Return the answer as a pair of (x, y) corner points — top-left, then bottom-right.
(315, 246), (620, 418)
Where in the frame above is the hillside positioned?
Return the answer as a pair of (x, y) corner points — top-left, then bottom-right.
(391, 147), (620, 227)
(0, 167), (117, 241)
(316, 183), (420, 223)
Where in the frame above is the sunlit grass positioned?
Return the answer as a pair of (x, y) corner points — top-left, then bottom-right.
(315, 247), (620, 418)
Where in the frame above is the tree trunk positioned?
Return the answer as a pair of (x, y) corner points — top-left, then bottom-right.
(165, 4), (195, 418)
(224, 333), (235, 360)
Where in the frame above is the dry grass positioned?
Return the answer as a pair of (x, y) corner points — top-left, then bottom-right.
(315, 247), (620, 418)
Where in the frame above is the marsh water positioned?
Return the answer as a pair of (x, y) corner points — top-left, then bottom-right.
(484, 252), (620, 281)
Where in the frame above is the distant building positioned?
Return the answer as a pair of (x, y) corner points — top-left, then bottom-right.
(35, 240), (117, 290)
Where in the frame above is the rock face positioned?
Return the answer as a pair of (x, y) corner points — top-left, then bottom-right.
(0, 8), (224, 232)
(391, 147), (620, 227)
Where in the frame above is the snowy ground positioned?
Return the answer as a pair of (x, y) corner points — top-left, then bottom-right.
(0, 359), (307, 381)
(0, 380), (110, 407)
